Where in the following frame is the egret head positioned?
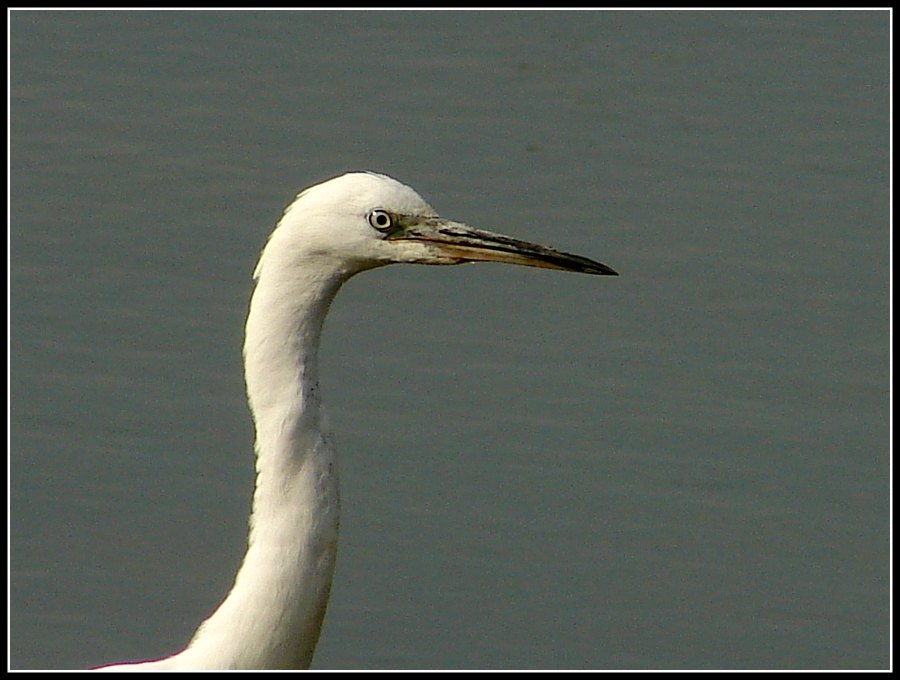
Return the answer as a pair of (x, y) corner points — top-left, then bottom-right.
(255, 171), (618, 281)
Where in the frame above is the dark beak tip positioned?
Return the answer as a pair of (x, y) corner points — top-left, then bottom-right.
(583, 262), (618, 276)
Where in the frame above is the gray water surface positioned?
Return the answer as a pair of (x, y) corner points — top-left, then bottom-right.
(10, 10), (889, 670)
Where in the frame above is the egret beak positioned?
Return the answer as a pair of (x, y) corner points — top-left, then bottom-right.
(387, 218), (618, 276)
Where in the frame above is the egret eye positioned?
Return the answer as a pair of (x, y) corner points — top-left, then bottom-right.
(367, 209), (393, 232)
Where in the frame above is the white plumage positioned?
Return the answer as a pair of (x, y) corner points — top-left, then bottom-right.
(95, 172), (617, 670)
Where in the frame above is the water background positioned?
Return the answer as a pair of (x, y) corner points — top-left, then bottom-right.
(10, 10), (889, 670)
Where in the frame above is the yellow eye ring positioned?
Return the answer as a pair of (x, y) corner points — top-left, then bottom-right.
(367, 210), (393, 232)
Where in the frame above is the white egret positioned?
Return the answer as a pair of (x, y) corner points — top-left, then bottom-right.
(94, 172), (617, 670)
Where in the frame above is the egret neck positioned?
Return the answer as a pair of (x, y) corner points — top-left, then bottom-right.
(92, 171), (617, 671)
